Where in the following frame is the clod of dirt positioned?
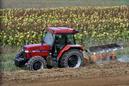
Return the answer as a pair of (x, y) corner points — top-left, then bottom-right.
(117, 55), (129, 63)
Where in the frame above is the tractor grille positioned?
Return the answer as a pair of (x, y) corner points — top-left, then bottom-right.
(16, 51), (25, 59)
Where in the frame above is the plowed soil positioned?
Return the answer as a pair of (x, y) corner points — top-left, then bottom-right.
(1, 61), (129, 86)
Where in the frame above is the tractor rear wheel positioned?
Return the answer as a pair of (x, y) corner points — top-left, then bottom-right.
(59, 49), (84, 68)
(26, 56), (46, 71)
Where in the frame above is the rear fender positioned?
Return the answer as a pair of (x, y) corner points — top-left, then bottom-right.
(57, 45), (83, 60)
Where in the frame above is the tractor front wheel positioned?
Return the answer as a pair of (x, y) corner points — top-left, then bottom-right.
(59, 49), (84, 68)
(26, 56), (46, 71)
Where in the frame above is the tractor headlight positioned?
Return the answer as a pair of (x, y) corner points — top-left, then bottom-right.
(25, 50), (29, 53)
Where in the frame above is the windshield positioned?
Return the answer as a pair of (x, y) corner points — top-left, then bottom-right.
(43, 32), (55, 46)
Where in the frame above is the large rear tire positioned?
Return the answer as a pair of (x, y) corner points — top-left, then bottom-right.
(26, 56), (46, 71)
(59, 49), (84, 68)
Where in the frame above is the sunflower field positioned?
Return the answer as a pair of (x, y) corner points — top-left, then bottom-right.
(0, 6), (129, 47)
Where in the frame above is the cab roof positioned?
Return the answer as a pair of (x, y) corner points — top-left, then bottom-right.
(48, 27), (79, 34)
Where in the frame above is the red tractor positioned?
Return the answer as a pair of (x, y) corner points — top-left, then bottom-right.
(15, 27), (84, 70)
(15, 27), (122, 70)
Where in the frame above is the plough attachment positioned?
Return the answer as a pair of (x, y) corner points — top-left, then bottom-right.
(84, 43), (123, 63)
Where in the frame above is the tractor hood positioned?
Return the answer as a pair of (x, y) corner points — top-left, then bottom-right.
(24, 43), (51, 51)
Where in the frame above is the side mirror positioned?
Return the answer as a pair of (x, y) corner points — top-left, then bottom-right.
(41, 31), (47, 44)
(41, 38), (44, 44)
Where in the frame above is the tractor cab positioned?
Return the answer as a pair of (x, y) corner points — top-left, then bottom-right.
(43, 27), (79, 56)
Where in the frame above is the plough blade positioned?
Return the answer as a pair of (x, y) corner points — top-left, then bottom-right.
(88, 43), (123, 54)
(84, 43), (123, 64)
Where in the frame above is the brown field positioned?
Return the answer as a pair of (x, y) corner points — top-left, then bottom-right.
(1, 61), (129, 86)
(1, 0), (129, 86)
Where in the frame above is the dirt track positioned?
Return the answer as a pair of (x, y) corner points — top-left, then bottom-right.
(2, 75), (129, 86)
(1, 61), (129, 86)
